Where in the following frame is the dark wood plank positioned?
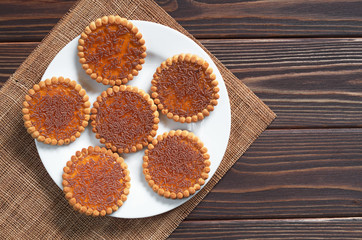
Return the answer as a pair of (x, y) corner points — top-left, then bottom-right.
(186, 128), (362, 220)
(160, 0), (362, 38)
(171, 217), (362, 239)
(201, 38), (362, 128)
(4, 0), (362, 41)
(0, 0), (74, 42)
(0, 42), (38, 88)
(2, 39), (362, 128)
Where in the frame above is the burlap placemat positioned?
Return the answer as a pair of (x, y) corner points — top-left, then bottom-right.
(0, 0), (275, 239)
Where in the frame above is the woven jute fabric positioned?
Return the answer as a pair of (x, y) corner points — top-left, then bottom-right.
(0, 0), (275, 239)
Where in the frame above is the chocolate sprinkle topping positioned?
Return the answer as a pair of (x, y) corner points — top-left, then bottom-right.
(147, 135), (205, 193)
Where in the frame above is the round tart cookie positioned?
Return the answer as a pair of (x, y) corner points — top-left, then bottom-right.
(22, 77), (91, 145)
(143, 130), (210, 199)
(63, 146), (130, 216)
(91, 85), (159, 154)
(151, 54), (219, 123)
(78, 15), (146, 86)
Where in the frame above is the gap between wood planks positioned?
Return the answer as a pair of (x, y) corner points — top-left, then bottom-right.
(182, 216), (362, 222)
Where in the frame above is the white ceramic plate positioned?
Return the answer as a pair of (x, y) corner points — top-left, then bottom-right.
(37, 20), (231, 218)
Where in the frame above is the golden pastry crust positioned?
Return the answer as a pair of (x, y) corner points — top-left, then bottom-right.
(22, 76), (91, 145)
(91, 85), (159, 154)
(143, 130), (210, 199)
(62, 146), (131, 217)
(151, 54), (219, 123)
(78, 15), (146, 86)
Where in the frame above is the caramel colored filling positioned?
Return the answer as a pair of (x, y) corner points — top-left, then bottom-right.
(96, 91), (154, 149)
(27, 83), (84, 140)
(156, 61), (214, 117)
(147, 135), (205, 193)
(67, 153), (126, 212)
(83, 23), (144, 80)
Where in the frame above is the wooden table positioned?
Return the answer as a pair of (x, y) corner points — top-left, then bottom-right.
(2, 0), (362, 238)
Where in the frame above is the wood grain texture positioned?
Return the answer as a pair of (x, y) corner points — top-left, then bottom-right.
(2, 39), (362, 128)
(202, 38), (362, 128)
(158, 0), (362, 38)
(0, 43), (38, 88)
(0, 0), (74, 42)
(4, 0), (362, 41)
(171, 217), (362, 239)
(186, 128), (362, 220)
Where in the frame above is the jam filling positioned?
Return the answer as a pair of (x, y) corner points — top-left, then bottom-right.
(83, 23), (144, 80)
(27, 83), (84, 140)
(147, 135), (205, 193)
(67, 152), (126, 211)
(156, 61), (214, 117)
(96, 91), (154, 149)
